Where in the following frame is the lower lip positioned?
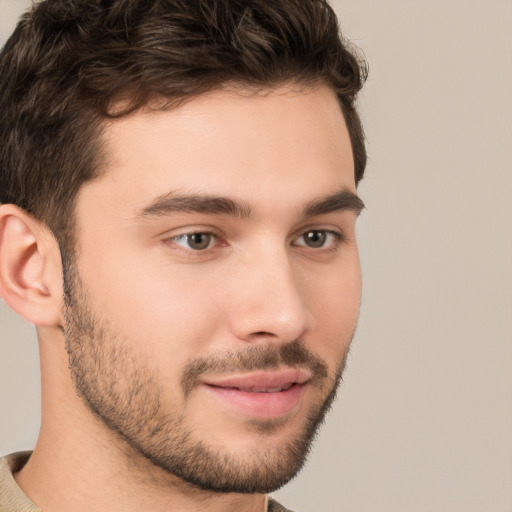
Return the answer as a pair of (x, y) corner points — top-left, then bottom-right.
(204, 383), (306, 419)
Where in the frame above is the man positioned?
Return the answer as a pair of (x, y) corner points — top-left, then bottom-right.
(0, 0), (367, 510)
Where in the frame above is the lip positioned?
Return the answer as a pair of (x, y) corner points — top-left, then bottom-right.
(202, 368), (311, 419)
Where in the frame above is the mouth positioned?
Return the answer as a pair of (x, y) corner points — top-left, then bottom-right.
(214, 382), (296, 393)
(201, 368), (311, 419)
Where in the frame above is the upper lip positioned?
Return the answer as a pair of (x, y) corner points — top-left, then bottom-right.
(202, 368), (312, 392)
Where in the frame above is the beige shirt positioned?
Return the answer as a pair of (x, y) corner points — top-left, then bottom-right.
(0, 452), (292, 512)
(0, 453), (39, 512)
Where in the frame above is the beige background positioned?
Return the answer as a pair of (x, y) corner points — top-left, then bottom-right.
(1, 1), (511, 511)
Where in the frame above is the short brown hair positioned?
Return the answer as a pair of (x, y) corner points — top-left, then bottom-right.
(0, 0), (367, 249)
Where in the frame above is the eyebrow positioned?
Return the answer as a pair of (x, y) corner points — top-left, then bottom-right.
(135, 188), (364, 220)
(135, 192), (253, 219)
(303, 189), (365, 217)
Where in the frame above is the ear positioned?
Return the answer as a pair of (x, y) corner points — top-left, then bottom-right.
(0, 204), (63, 327)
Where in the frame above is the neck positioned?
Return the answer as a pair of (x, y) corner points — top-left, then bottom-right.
(15, 330), (268, 512)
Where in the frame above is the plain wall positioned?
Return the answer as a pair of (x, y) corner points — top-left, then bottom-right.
(1, 1), (511, 511)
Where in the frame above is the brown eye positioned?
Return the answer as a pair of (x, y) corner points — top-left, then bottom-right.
(303, 230), (327, 248)
(172, 232), (214, 250)
(294, 230), (340, 249)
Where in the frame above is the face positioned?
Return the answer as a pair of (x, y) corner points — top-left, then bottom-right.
(63, 85), (363, 493)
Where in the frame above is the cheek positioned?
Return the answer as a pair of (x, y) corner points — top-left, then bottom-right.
(305, 258), (361, 354)
(324, 268), (361, 326)
(77, 244), (228, 362)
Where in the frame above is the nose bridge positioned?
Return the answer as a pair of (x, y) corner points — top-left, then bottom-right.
(229, 239), (312, 342)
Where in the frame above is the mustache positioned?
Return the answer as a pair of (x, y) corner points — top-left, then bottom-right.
(180, 340), (329, 398)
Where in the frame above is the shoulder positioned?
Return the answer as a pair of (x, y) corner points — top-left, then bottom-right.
(0, 452), (41, 512)
(268, 497), (295, 512)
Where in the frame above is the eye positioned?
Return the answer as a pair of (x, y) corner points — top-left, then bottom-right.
(294, 230), (340, 249)
(171, 232), (216, 251)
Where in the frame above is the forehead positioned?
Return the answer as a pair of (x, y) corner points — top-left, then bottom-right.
(79, 85), (355, 219)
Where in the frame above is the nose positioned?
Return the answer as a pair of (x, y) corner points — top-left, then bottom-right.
(228, 246), (313, 344)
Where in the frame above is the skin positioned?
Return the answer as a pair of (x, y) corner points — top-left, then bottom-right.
(0, 84), (362, 512)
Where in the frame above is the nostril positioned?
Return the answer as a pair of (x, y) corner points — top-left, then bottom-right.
(228, 290), (311, 343)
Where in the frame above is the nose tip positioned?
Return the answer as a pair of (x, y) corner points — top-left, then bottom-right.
(228, 261), (312, 344)
(231, 307), (309, 343)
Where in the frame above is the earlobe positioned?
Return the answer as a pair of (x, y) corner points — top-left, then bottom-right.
(0, 204), (63, 327)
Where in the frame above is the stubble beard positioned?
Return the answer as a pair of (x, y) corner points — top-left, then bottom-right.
(61, 256), (351, 494)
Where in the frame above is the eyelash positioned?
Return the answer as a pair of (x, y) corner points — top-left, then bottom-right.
(293, 230), (343, 251)
(165, 229), (344, 254)
(168, 232), (220, 251)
